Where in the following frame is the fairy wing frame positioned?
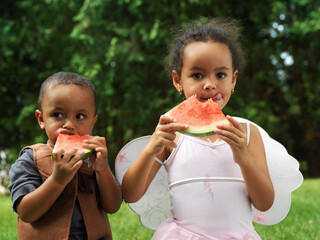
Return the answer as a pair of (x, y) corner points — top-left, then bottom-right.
(115, 118), (303, 229)
(115, 136), (172, 230)
(234, 117), (303, 225)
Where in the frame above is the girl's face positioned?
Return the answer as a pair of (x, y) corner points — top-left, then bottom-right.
(35, 84), (98, 148)
(172, 41), (238, 110)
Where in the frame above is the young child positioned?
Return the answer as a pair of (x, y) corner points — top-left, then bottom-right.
(9, 72), (122, 240)
(119, 19), (303, 239)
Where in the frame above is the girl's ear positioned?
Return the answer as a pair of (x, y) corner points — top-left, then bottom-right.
(93, 114), (98, 126)
(172, 70), (182, 92)
(35, 110), (45, 130)
(232, 70), (238, 89)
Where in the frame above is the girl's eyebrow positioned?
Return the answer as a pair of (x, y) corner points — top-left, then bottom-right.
(189, 66), (230, 71)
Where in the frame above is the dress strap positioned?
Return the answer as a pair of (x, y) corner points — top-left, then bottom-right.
(154, 157), (165, 166)
(246, 122), (250, 146)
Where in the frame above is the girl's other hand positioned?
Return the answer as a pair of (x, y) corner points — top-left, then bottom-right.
(214, 115), (249, 164)
(146, 115), (188, 157)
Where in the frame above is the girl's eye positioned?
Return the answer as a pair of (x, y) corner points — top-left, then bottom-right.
(76, 114), (85, 120)
(53, 112), (63, 118)
(192, 73), (203, 79)
(216, 72), (226, 79)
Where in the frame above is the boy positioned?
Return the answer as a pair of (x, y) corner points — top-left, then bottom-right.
(9, 72), (122, 240)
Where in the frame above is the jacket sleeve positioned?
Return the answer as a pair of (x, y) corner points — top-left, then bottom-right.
(8, 149), (42, 212)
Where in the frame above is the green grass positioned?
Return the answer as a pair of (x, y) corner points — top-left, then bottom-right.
(254, 178), (320, 240)
(0, 194), (18, 239)
(1, 179), (319, 240)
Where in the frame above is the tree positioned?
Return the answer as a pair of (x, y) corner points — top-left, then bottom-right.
(0, 0), (319, 178)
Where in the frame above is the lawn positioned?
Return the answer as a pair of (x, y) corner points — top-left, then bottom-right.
(1, 178), (319, 240)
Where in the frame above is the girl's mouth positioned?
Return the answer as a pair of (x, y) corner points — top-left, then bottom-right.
(199, 93), (222, 102)
(211, 93), (222, 102)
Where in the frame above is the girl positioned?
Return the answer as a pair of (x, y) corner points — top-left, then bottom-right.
(119, 18), (303, 240)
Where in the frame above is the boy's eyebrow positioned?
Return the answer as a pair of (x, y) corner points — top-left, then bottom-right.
(51, 106), (90, 114)
(49, 106), (64, 111)
(77, 109), (90, 114)
(189, 66), (230, 71)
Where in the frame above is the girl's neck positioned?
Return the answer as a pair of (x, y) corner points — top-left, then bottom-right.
(198, 134), (221, 143)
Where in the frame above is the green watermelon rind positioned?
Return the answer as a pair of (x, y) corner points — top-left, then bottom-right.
(178, 130), (216, 137)
(177, 119), (231, 137)
(51, 149), (93, 161)
(165, 95), (231, 137)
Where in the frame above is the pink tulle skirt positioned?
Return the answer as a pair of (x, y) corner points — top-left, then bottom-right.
(152, 219), (262, 240)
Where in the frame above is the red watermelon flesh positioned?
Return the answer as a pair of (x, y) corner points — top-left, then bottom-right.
(52, 133), (94, 160)
(166, 95), (230, 136)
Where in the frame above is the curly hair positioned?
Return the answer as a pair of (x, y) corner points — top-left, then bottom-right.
(166, 18), (246, 76)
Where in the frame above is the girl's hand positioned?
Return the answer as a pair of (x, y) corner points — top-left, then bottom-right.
(82, 136), (109, 172)
(215, 116), (275, 211)
(146, 115), (188, 157)
(214, 115), (249, 164)
(51, 148), (84, 186)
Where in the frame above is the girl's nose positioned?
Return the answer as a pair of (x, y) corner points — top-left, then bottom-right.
(204, 78), (216, 90)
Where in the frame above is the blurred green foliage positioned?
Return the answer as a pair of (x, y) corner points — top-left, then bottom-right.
(0, 0), (319, 177)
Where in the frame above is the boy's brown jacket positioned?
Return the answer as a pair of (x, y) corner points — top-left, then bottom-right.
(17, 143), (112, 240)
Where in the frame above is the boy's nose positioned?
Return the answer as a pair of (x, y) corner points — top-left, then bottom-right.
(63, 119), (75, 130)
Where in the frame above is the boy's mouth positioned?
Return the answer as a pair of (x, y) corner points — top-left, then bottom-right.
(59, 130), (75, 135)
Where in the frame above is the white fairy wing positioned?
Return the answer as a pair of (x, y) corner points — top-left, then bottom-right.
(234, 117), (303, 225)
(115, 118), (303, 229)
(115, 136), (172, 230)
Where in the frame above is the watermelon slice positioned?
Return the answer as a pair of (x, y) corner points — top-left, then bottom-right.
(165, 95), (230, 136)
(51, 133), (94, 161)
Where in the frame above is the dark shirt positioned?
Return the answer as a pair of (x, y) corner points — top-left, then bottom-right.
(8, 149), (88, 239)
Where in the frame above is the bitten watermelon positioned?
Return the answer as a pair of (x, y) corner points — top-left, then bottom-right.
(166, 95), (230, 136)
(51, 133), (94, 161)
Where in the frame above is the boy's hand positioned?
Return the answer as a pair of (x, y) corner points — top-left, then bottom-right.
(146, 115), (188, 157)
(83, 136), (109, 172)
(51, 148), (84, 186)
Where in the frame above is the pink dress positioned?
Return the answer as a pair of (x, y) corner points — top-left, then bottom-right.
(115, 117), (303, 239)
(152, 124), (261, 240)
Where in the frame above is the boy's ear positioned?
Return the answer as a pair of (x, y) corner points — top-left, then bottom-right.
(89, 114), (98, 134)
(172, 70), (182, 92)
(35, 110), (45, 129)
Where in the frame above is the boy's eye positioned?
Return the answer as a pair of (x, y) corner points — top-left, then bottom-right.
(192, 73), (203, 79)
(53, 112), (63, 118)
(216, 72), (226, 79)
(76, 114), (85, 120)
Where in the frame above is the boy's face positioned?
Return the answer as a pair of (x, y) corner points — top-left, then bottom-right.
(35, 84), (98, 148)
